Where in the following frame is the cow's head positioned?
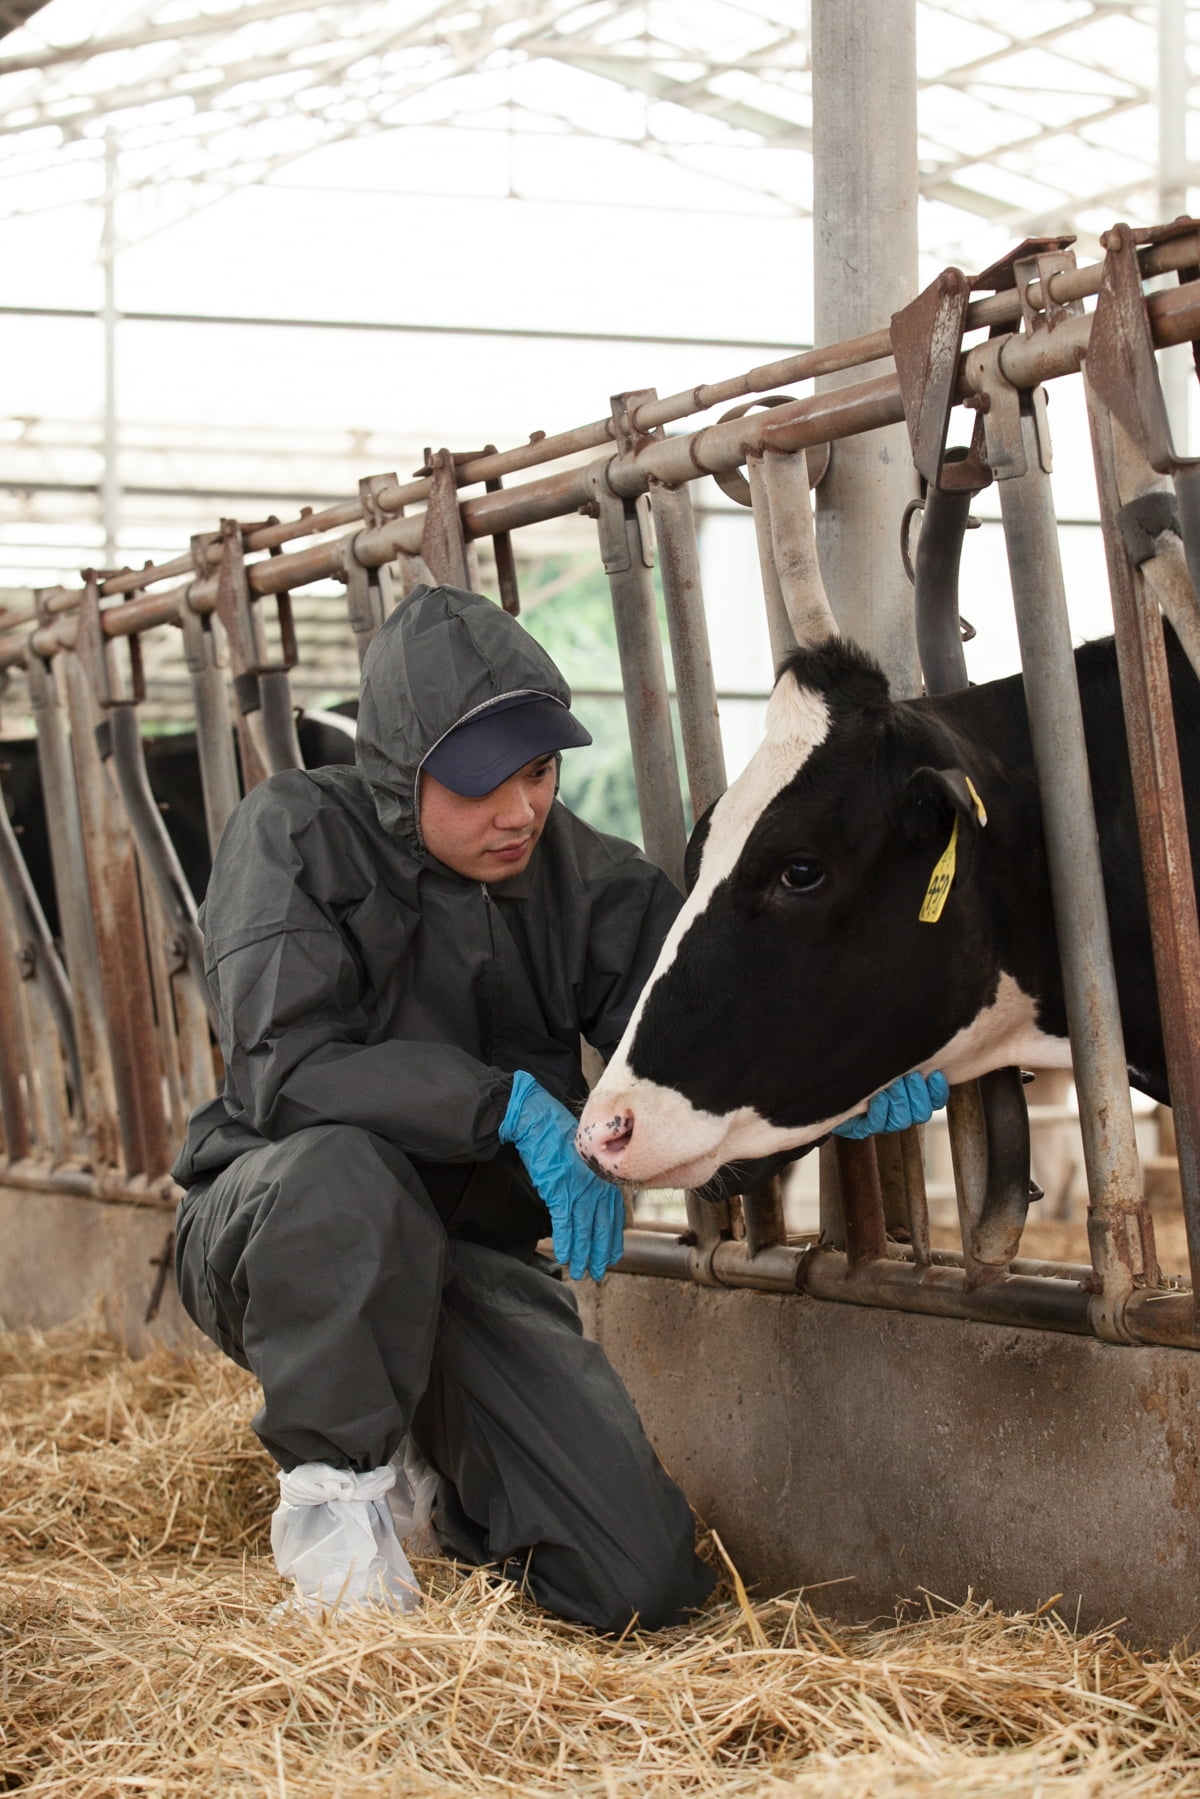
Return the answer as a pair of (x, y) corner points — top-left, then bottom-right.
(578, 638), (1051, 1188)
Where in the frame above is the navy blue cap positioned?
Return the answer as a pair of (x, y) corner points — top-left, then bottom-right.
(422, 691), (592, 797)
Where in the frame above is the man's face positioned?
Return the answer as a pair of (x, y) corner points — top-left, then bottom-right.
(419, 754), (557, 882)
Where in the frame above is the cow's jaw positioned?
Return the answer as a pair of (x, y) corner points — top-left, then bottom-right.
(577, 1079), (859, 1188)
(578, 970), (1071, 1191)
(920, 969), (1071, 1083)
(579, 675), (832, 1186)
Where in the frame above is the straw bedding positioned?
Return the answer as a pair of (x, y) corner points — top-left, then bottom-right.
(3, 1317), (1200, 1798)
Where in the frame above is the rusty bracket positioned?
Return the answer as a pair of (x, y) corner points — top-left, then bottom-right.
(183, 535), (228, 675)
(144, 1226), (176, 1324)
(75, 570), (145, 710)
(342, 472), (398, 647)
(891, 239), (1075, 493)
(1117, 490), (1180, 566)
(962, 336), (1052, 482)
(891, 267), (982, 491)
(359, 471), (399, 534)
(1012, 248), (1085, 334)
(973, 233), (1079, 295)
(611, 388), (661, 461)
(711, 396), (829, 506)
(420, 448), (472, 589)
(479, 444), (520, 616)
(213, 519), (297, 709)
(585, 462), (655, 575)
(1087, 219), (1200, 478)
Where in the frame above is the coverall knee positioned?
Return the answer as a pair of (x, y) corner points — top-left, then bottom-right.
(175, 1122), (715, 1631)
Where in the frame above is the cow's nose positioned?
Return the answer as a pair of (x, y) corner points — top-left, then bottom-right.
(576, 1108), (634, 1176)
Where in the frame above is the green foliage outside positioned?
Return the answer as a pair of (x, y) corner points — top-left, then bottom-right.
(517, 558), (691, 850)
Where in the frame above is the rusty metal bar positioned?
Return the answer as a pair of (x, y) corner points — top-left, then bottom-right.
(8, 237), (1200, 672)
(0, 1156), (179, 1207)
(420, 450), (472, 589)
(588, 465), (688, 889)
(107, 704), (213, 1028)
(645, 479), (727, 823)
(908, 445), (1034, 1279)
(1137, 526), (1200, 682)
(745, 453), (797, 665)
(1085, 384), (1200, 1305)
(258, 667), (305, 775)
(682, 1188), (732, 1273)
(742, 1172), (787, 1259)
(179, 594), (242, 856)
(976, 385), (1150, 1343)
(615, 1226), (1200, 1347)
(0, 881), (33, 1163)
(912, 481), (975, 691)
(0, 770), (79, 1097)
(60, 606), (172, 1180)
(873, 1130), (930, 1265)
(6, 282), (1197, 677)
(899, 1123), (930, 1266)
(25, 650), (121, 1165)
(972, 1068), (1036, 1272)
(835, 1136), (889, 1270)
(758, 445), (840, 646)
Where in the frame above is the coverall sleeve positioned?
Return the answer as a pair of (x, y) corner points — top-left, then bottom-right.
(577, 852), (683, 1063)
(202, 780), (511, 1163)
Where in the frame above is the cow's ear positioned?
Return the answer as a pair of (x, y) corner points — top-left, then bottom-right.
(898, 765), (987, 850)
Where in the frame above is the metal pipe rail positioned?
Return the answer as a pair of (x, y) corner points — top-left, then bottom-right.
(2, 219), (1200, 1355)
(4, 274), (1197, 674)
(615, 1230), (1200, 1350)
(4, 227), (1200, 666)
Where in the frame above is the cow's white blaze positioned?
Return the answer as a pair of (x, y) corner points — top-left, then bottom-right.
(577, 676), (831, 1182)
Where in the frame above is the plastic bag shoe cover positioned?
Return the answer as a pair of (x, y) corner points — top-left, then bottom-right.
(386, 1438), (439, 1543)
(270, 1462), (421, 1616)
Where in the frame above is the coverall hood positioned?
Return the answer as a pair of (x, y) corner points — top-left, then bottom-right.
(356, 585), (574, 850)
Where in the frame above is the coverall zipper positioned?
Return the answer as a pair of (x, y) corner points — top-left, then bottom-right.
(480, 883), (501, 1062)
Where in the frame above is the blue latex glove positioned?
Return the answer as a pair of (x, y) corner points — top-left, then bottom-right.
(498, 1071), (624, 1281)
(833, 1070), (950, 1140)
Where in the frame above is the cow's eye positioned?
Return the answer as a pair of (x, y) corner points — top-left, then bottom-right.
(780, 858), (825, 893)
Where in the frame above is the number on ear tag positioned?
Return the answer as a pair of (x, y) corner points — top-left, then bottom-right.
(919, 815), (959, 923)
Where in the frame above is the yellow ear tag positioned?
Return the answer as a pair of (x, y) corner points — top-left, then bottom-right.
(919, 814), (959, 923)
(964, 775), (988, 827)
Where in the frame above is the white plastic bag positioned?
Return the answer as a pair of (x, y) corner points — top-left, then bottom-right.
(271, 1461), (421, 1617)
(386, 1438), (439, 1547)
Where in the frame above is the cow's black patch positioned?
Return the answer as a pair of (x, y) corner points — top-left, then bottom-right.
(627, 629), (1200, 1122)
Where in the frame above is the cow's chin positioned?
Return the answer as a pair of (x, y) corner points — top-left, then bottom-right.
(578, 1075), (831, 1190)
(630, 1113), (835, 1190)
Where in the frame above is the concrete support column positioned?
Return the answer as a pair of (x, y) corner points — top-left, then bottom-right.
(812, 0), (921, 695)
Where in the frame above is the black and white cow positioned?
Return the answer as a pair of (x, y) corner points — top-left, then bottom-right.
(577, 627), (1200, 1190)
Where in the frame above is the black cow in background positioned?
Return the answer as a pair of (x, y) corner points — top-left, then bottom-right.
(0, 708), (357, 940)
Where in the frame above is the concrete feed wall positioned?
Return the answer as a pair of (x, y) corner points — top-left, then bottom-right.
(579, 1271), (1200, 1650)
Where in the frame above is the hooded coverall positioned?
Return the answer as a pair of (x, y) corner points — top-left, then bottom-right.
(173, 585), (716, 1632)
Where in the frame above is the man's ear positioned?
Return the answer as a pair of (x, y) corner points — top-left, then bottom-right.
(898, 765), (988, 850)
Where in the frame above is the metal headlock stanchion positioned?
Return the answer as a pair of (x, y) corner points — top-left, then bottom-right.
(6, 229), (1200, 1321)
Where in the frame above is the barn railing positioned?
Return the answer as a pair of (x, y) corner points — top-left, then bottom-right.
(2, 221), (1200, 1348)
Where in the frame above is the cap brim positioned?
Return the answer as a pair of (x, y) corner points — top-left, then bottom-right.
(423, 694), (592, 797)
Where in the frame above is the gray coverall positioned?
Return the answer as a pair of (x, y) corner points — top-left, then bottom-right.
(173, 585), (716, 1632)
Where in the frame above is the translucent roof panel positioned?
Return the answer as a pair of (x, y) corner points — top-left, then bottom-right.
(0, 0), (1191, 593)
